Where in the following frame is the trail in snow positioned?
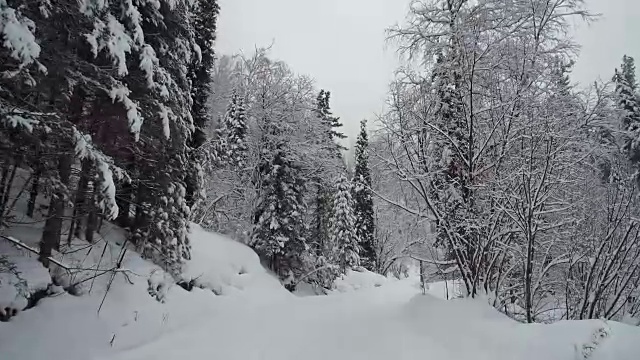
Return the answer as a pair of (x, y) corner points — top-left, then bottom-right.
(103, 279), (449, 360)
(2, 225), (640, 360)
(101, 277), (638, 360)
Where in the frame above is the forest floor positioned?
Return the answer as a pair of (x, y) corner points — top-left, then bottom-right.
(1, 221), (640, 360)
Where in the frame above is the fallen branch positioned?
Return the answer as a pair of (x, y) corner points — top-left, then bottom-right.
(0, 234), (71, 270)
(294, 264), (336, 286)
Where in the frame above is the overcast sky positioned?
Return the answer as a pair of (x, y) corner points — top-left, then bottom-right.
(216, 0), (640, 147)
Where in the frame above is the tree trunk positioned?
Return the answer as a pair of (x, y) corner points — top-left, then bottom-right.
(115, 178), (132, 228)
(131, 180), (150, 248)
(27, 136), (45, 218)
(524, 229), (535, 323)
(0, 162), (18, 221)
(0, 161), (12, 209)
(27, 166), (41, 218)
(69, 158), (92, 242)
(85, 191), (98, 244)
(419, 260), (426, 295)
(40, 152), (73, 267)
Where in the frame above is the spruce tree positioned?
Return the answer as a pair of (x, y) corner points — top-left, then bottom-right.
(310, 89), (346, 259)
(251, 143), (307, 287)
(352, 119), (376, 271)
(216, 92), (248, 168)
(429, 48), (472, 269)
(330, 174), (360, 272)
(0, 0), (203, 275)
(315, 89), (347, 153)
(613, 55), (640, 162)
(185, 0), (220, 207)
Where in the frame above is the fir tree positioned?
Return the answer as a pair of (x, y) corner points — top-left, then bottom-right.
(352, 119), (376, 271)
(330, 174), (360, 272)
(613, 55), (640, 162)
(251, 143), (307, 287)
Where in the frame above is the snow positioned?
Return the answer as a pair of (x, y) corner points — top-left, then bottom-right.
(106, 15), (132, 76)
(1, 223), (640, 360)
(181, 224), (290, 300)
(0, 4), (41, 66)
(158, 104), (171, 140)
(139, 44), (157, 87)
(123, 0), (144, 45)
(332, 267), (388, 293)
(80, 0), (108, 16)
(109, 84), (143, 140)
(0, 240), (50, 311)
(2, 113), (38, 132)
(73, 128), (121, 219)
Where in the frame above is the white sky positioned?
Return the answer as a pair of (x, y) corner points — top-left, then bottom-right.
(217, 0), (640, 148)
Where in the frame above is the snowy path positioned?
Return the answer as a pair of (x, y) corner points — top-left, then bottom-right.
(103, 279), (451, 360)
(99, 277), (638, 360)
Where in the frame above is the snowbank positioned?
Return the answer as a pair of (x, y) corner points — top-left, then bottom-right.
(0, 240), (50, 311)
(332, 267), (389, 293)
(0, 223), (288, 360)
(181, 224), (290, 300)
(403, 294), (640, 360)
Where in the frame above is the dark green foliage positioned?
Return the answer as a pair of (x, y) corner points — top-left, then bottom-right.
(251, 143), (308, 286)
(352, 120), (376, 270)
(186, 0), (220, 207)
(315, 89), (347, 154)
(613, 55), (640, 163)
(331, 174), (360, 271)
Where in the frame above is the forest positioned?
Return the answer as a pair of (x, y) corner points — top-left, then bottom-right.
(1, 0), (640, 332)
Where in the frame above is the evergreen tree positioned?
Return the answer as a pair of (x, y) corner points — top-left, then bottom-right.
(352, 119), (376, 271)
(251, 143), (307, 287)
(613, 55), (640, 162)
(215, 92), (248, 168)
(315, 89), (347, 154)
(311, 187), (332, 256)
(310, 89), (346, 258)
(124, 0), (199, 275)
(185, 0), (220, 207)
(330, 174), (360, 272)
(0, 0), (203, 276)
(0, 0), (130, 264)
(428, 47), (473, 273)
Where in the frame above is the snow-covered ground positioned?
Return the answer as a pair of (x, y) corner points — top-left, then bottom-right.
(1, 223), (640, 360)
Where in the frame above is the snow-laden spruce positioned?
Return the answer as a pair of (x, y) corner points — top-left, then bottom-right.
(329, 174), (360, 272)
(352, 119), (376, 271)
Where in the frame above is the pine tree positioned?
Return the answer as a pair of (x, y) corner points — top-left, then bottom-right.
(352, 119), (376, 271)
(330, 174), (360, 272)
(251, 143), (307, 287)
(613, 55), (640, 162)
